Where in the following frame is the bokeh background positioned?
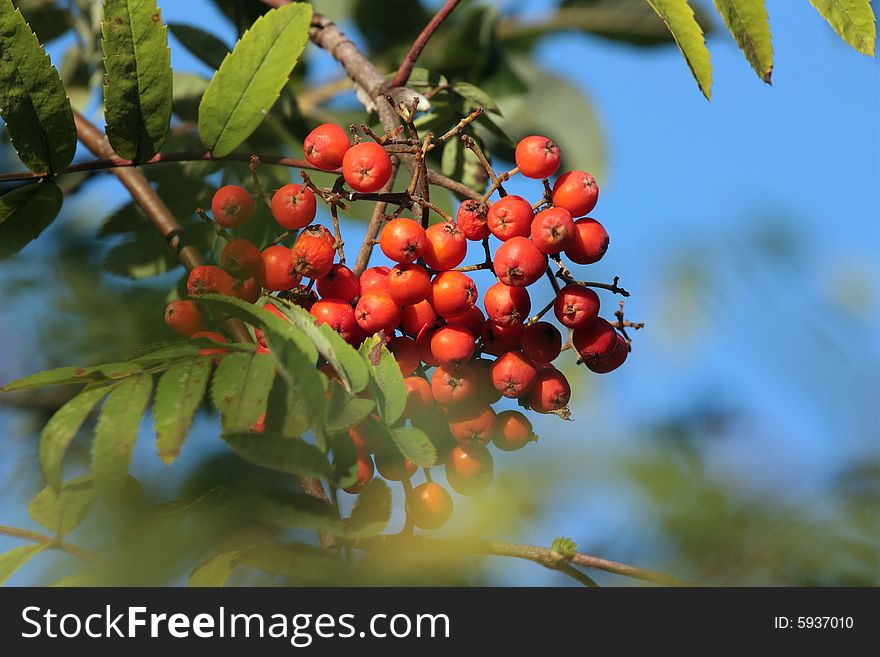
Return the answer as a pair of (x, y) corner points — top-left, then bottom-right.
(1, 0), (878, 586)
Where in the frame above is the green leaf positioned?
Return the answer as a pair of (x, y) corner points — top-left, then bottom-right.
(347, 478), (391, 537)
(714, 0), (773, 83)
(0, 543), (46, 585)
(189, 551), (238, 587)
(646, 0), (713, 99)
(273, 298), (370, 394)
(390, 426), (437, 468)
(198, 2), (312, 157)
(228, 492), (343, 534)
(211, 352), (275, 434)
(153, 357), (211, 464)
(2, 361), (140, 392)
(131, 343), (200, 364)
(0, 0), (76, 173)
(325, 384), (375, 434)
(451, 81), (502, 114)
(0, 180), (63, 259)
(168, 22), (230, 70)
(265, 375), (309, 438)
(28, 475), (96, 537)
(359, 335), (406, 424)
(38, 384), (113, 490)
(809, 0), (876, 56)
(101, 0), (173, 161)
(195, 294), (316, 361)
(92, 372), (153, 496)
(60, 44), (91, 112)
(238, 542), (350, 582)
(172, 71), (210, 122)
(102, 231), (180, 279)
(222, 432), (337, 481)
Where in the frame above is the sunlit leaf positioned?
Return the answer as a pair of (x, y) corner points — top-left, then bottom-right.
(0, 544), (46, 585)
(809, 0), (876, 56)
(646, 0), (713, 99)
(189, 551), (238, 587)
(714, 0), (773, 83)
(198, 3), (312, 156)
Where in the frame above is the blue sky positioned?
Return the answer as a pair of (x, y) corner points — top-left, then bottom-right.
(1, 0), (878, 585)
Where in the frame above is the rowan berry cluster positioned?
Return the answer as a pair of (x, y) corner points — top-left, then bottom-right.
(163, 113), (636, 530)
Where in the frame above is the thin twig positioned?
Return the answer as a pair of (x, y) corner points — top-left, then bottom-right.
(0, 524), (107, 566)
(353, 535), (693, 587)
(391, 0), (463, 88)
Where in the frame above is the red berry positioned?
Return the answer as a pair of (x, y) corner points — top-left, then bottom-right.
(528, 367), (571, 413)
(342, 141), (393, 193)
(400, 299), (437, 336)
(565, 217), (609, 265)
(292, 226), (336, 279)
(446, 305), (485, 338)
(572, 317), (618, 360)
(388, 263), (430, 306)
(484, 282), (531, 327)
(232, 276), (262, 303)
(515, 135), (561, 179)
(493, 237), (547, 287)
(586, 333), (629, 374)
(415, 325), (439, 367)
(343, 453), (374, 494)
(261, 245), (301, 291)
(355, 289), (401, 334)
(164, 300), (204, 337)
(472, 358), (502, 404)
(220, 238), (263, 281)
(310, 298), (359, 344)
(552, 170), (599, 217)
(423, 221), (467, 271)
(446, 443), (493, 496)
(379, 218), (427, 263)
(430, 324), (475, 369)
(388, 336), (421, 376)
(428, 271), (478, 317)
(447, 403), (496, 443)
(480, 321), (525, 357)
(359, 266), (391, 294)
(490, 351), (537, 398)
(492, 410), (536, 451)
(408, 482), (453, 529)
(317, 264), (359, 302)
(456, 200), (490, 241)
(304, 123), (351, 171)
(531, 206), (575, 254)
(554, 284), (600, 329)
(431, 364), (477, 407)
(487, 195), (533, 241)
(521, 321), (562, 363)
(187, 265), (237, 296)
(375, 450), (417, 481)
(403, 375), (434, 418)
(211, 185), (254, 228)
(270, 183), (317, 230)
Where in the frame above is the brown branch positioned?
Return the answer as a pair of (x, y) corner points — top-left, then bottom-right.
(72, 112), (252, 344)
(390, 0), (463, 88)
(353, 535), (693, 587)
(0, 524), (107, 566)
